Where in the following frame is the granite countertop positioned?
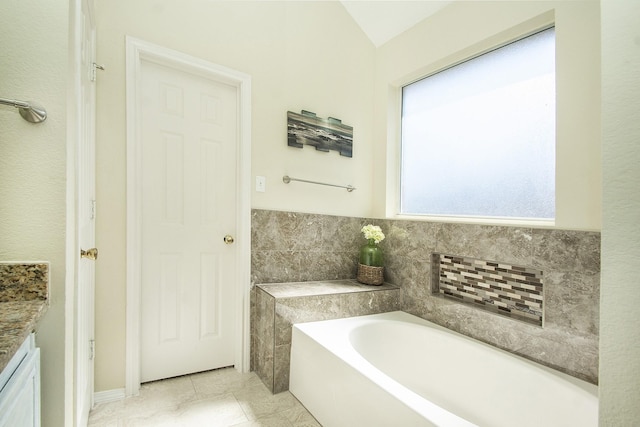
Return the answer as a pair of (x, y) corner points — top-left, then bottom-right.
(257, 279), (398, 299)
(0, 300), (48, 372)
(0, 263), (49, 373)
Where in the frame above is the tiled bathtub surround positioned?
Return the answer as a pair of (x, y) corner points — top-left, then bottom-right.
(254, 280), (400, 393)
(434, 253), (544, 326)
(251, 209), (600, 384)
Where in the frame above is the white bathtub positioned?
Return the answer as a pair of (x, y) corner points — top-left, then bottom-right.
(289, 311), (598, 427)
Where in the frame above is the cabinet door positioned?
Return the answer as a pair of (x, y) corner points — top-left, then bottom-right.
(0, 349), (41, 427)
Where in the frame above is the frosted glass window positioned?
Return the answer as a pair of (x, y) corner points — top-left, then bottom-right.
(401, 28), (556, 220)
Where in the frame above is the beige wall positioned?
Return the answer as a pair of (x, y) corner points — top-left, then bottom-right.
(600, 0), (640, 423)
(94, 0), (604, 394)
(0, 1), (71, 426)
(94, 0), (376, 391)
(4, 0), (635, 424)
(374, 0), (602, 231)
(93, 0), (616, 418)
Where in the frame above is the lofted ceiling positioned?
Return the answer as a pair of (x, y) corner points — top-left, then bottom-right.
(340, 1), (452, 47)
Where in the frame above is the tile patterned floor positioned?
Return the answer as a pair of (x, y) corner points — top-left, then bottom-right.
(88, 368), (321, 427)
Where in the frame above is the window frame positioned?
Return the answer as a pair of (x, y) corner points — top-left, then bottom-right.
(388, 24), (557, 228)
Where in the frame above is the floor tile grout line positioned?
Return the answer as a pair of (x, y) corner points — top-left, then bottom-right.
(229, 390), (253, 426)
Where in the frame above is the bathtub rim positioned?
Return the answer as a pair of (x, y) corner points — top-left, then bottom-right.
(294, 310), (598, 394)
(291, 310), (598, 426)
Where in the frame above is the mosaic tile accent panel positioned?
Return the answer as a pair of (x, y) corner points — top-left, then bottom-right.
(433, 253), (544, 326)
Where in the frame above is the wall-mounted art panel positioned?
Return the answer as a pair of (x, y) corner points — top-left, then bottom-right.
(287, 110), (353, 157)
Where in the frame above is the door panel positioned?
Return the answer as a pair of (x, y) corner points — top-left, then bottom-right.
(76, 0), (97, 424)
(140, 60), (237, 383)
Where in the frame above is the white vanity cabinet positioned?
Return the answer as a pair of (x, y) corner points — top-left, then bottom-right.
(0, 333), (40, 427)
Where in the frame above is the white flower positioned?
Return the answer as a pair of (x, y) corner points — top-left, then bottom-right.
(361, 224), (385, 244)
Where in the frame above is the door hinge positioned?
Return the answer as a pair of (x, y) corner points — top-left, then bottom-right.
(89, 339), (95, 360)
(91, 63), (105, 82)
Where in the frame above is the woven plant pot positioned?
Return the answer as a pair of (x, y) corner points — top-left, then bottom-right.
(357, 263), (384, 285)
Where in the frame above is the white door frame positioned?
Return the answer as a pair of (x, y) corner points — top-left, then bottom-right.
(76, 0), (97, 422)
(125, 37), (252, 396)
(66, 0), (94, 422)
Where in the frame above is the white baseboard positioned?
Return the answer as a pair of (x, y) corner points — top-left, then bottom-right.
(93, 388), (126, 405)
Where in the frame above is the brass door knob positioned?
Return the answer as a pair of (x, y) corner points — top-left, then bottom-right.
(81, 248), (99, 260)
(223, 235), (235, 244)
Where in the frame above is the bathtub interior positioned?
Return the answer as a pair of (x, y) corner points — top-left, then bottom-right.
(290, 319), (476, 427)
(348, 315), (598, 426)
(290, 311), (598, 427)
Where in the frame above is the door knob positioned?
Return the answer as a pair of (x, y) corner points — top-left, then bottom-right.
(81, 247), (99, 260)
(223, 235), (235, 244)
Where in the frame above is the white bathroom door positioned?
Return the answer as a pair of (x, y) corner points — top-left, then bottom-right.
(139, 60), (238, 382)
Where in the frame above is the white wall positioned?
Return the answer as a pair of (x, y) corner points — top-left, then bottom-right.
(94, 0), (375, 391)
(599, 0), (640, 423)
(374, 0), (602, 231)
(0, 1), (71, 426)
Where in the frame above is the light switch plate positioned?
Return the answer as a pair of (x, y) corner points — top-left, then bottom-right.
(256, 176), (266, 192)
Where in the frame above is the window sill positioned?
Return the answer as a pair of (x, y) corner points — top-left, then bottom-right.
(390, 213), (556, 229)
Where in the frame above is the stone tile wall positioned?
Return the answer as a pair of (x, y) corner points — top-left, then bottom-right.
(251, 209), (366, 284)
(251, 209), (600, 384)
